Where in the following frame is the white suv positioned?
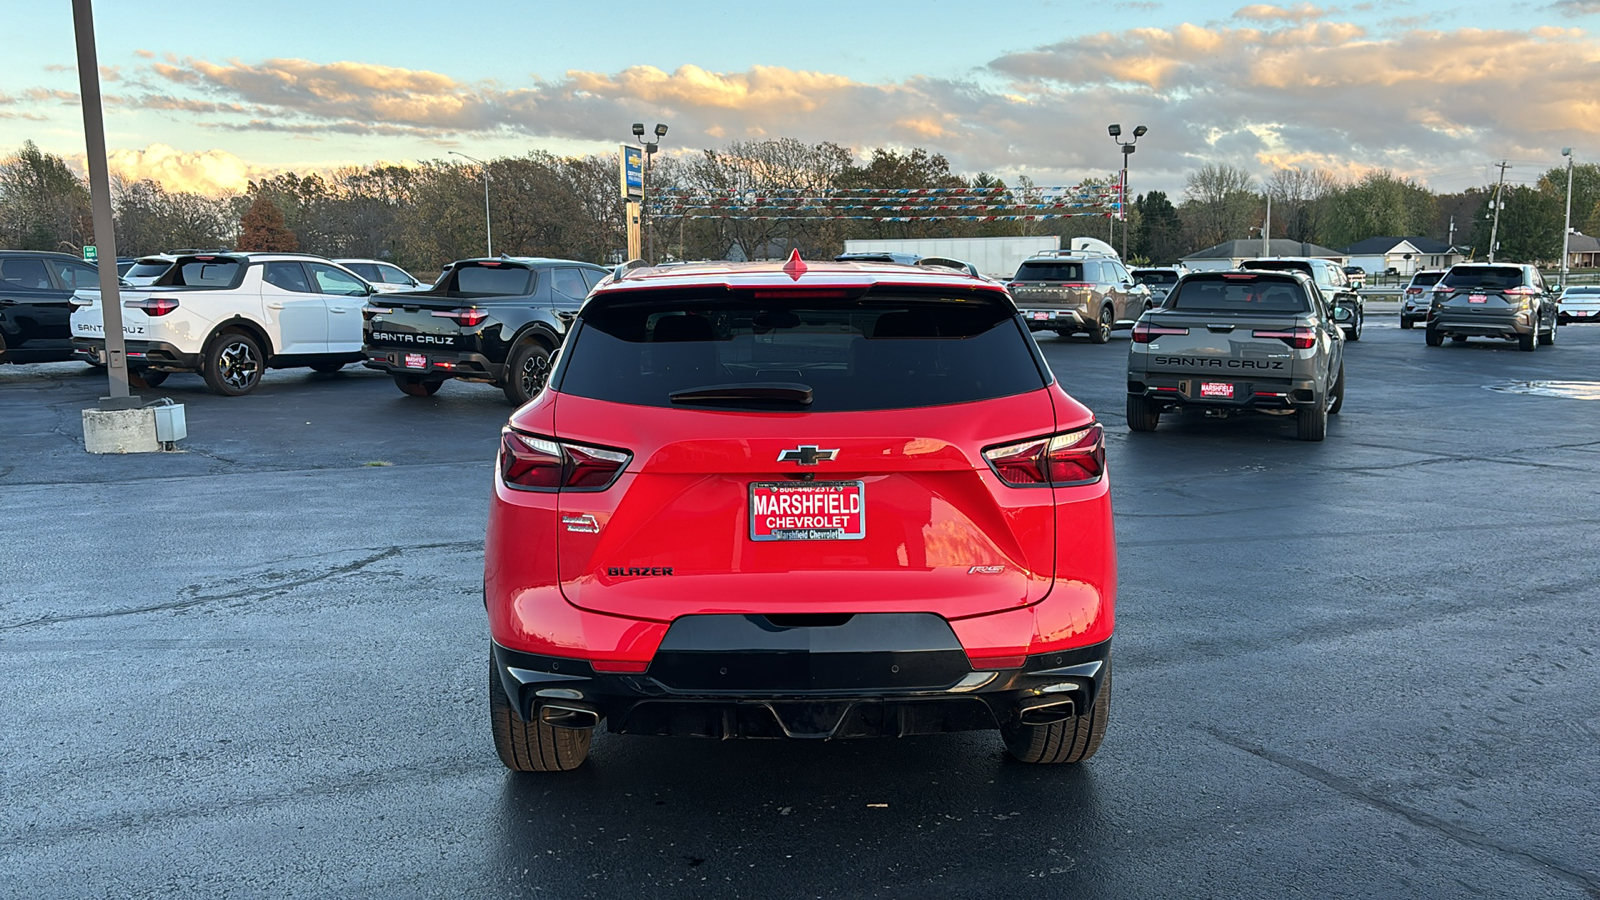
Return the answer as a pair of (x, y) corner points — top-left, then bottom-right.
(70, 252), (373, 395)
(334, 258), (423, 293)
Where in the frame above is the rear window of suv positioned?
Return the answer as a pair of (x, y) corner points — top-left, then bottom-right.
(159, 257), (245, 287)
(453, 264), (534, 296)
(1441, 266), (1523, 290)
(1408, 271), (1444, 288)
(1168, 274), (1311, 313)
(1134, 270), (1178, 286)
(558, 290), (1048, 412)
(1014, 261), (1086, 282)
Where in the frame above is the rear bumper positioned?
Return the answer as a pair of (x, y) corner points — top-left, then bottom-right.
(1128, 374), (1319, 411)
(362, 345), (504, 382)
(72, 337), (199, 370)
(1017, 307), (1090, 331)
(1430, 310), (1529, 337)
(492, 627), (1111, 739)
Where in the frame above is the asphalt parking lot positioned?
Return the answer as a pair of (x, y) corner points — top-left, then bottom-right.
(3, 312), (1598, 899)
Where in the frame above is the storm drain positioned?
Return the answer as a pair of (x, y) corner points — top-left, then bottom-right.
(1484, 381), (1600, 401)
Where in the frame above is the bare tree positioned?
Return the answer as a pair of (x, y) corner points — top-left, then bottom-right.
(1180, 163), (1259, 250)
(1265, 167), (1340, 244)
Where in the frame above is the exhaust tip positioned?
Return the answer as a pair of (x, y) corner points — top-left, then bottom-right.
(1018, 697), (1077, 726)
(539, 703), (600, 730)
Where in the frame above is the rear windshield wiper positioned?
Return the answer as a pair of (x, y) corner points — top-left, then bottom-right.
(669, 382), (814, 407)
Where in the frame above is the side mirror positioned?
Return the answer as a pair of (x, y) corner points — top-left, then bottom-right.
(1332, 305), (1353, 323)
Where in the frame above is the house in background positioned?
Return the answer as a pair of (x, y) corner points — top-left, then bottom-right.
(1563, 233), (1600, 269)
(1343, 237), (1465, 276)
(1180, 239), (1347, 271)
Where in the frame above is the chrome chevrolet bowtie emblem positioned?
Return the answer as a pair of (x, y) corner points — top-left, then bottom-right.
(777, 445), (837, 466)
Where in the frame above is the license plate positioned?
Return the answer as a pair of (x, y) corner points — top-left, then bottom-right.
(1200, 382), (1234, 399)
(1031, 311), (1051, 320)
(404, 353), (427, 369)
(749, 481), (865, 541)
(1469, 294), (1487, 303)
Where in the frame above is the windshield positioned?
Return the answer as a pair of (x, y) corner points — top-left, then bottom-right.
(1409, 272), (1444, 287)
(558, 290), (1047, 412)
(126, 261), (172, 279)
(1014, 262), (1085, 281)
(1168, 275), (1311, 313)
(1134, 271), (1178, 286)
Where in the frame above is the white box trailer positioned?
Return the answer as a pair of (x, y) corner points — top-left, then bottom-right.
(841, 236), (1061, 280)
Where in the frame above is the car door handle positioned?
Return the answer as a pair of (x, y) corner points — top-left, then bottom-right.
(329, 307), (348, 313)
(266, 301), (285, 309)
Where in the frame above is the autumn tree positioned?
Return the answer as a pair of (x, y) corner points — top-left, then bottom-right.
(1265, 167), (1340, 244)
(0, 141), (92, 251)
(1320, 170), (1437, 248)
(1180, 163), (1259, 249)
(238, 195), (298, 251)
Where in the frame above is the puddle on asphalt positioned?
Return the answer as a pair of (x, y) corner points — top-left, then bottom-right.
(1484, 381), (1600, 400)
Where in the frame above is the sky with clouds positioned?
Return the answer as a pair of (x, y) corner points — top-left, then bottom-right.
(2, 0), (1597, 197)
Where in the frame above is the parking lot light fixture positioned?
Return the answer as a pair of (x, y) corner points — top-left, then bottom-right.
(635, 123), (668, 264)
(1108, 124), (1147, 261)
(449, 150), (493, 258)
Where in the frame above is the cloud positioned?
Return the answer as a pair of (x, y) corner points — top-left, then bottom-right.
(13, 17), (1598, 196)
(1548, 0), (1600, 16)
(102, 144), (279, 196)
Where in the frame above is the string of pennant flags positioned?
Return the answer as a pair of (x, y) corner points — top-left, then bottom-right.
(648, 180), (1125, 222)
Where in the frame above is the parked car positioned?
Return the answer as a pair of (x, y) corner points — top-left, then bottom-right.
(1556, 285), (1600, 324)
(1130, 266), (1184, 307)
(484, 254), (1115, 770)
(362, 256), (611, 404)
(121, 255), (177, 287)
(334, 258), (423, 293)
(1400, 270), (1445, 328)
(1007, 249), (1151, 342)
(1342, 265), (1367, 288)
(70, 252), (373, 394)
(1240, 257), (1364, 340)
(1126, 269), (1345, 441)
(1425, 263), (1557, 351)
(0, 250), (105, 365)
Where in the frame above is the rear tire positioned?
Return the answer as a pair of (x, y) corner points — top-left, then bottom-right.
(201, 330), (264, 396)
(1539, 317), (1555, 346)
(1296, 393), (1328, 441)
(1345, 309), (1363, 342)
(392, 374), (443, 397)
(1002, 662), (1111, 764)
(489, 654), (592, 772)
(1089, 305), (1113, 344)
(1424, 325), (1444, 347)
(1400, 318), (1414, 330)
(1518, 329), (1536, 352)
(1126, 395), (1160, 432)
(503, 340), (553, 406)
(129, 369), (169, 388)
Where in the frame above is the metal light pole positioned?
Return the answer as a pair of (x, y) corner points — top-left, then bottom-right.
(1107, 124), (1147, 261)
(449, 151), (493, 257)
(1561, 148), (1575, 286)
(633, 123), (668, 263)
(71, 0), (135, 408)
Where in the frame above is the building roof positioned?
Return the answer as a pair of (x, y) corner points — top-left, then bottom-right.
(1182, 239), (1344, 261)
(1566, 233), (1600, 253)
(1343, 236), (1454, 255)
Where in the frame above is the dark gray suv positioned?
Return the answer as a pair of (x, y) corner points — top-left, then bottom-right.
(1425, 263), (1557, 351)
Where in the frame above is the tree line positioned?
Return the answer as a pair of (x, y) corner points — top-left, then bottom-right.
(3, 139), (1594, 272)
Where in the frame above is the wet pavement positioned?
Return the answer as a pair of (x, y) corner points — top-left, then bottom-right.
(3, 319), (1598, 899)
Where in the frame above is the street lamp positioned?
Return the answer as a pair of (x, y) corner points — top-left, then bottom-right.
(1561, 148), (1575, 288)
(449, 150), (493, 257)
(1107, 124), (1148, 261)
(633, 123), (668, 263)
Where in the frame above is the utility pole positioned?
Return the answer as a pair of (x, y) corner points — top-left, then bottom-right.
(1262, 194), (1272, 257)
(1488, 160), (1511, 263)
(1561, 148), (1575, 287)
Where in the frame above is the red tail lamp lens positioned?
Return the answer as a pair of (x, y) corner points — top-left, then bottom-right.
(983, 424), (1105, 487)
(125, 297), (179, 316)
(1132, 322), (1189, 343)
(500, 430), (631, 491)
(433, 308), (489, 327)
(1252, 327), (1316, 349)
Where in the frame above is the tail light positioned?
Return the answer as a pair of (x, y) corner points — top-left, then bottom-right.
(1432, 285), (1455, 295)
(1503, 286), (1537, 297)
(1252, 327), (1316, 349)
(433, 308), (490, 327)
(1006, 282), (1022, 290)
(500, 429), (631, 492)
(1405, 288), (1423, 295)
(124, 297), (178, 316)
(983, 424), (1105, 488)
(1132, 322), (1190, 343)
(361, 305), (393, 319)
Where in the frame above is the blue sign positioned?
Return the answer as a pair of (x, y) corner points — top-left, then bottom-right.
(621, 145), (644, 199)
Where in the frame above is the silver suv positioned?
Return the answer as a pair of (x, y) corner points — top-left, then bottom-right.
(1425, 263), (1557, 351)
(1007, 251), (1151, 343)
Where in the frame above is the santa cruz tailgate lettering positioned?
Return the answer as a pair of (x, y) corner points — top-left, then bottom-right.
(369, 331), (458, 346)
(1152, 357), (1285, 370)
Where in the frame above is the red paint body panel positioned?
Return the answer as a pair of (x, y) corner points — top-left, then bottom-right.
(484, 265), (1114, 667)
